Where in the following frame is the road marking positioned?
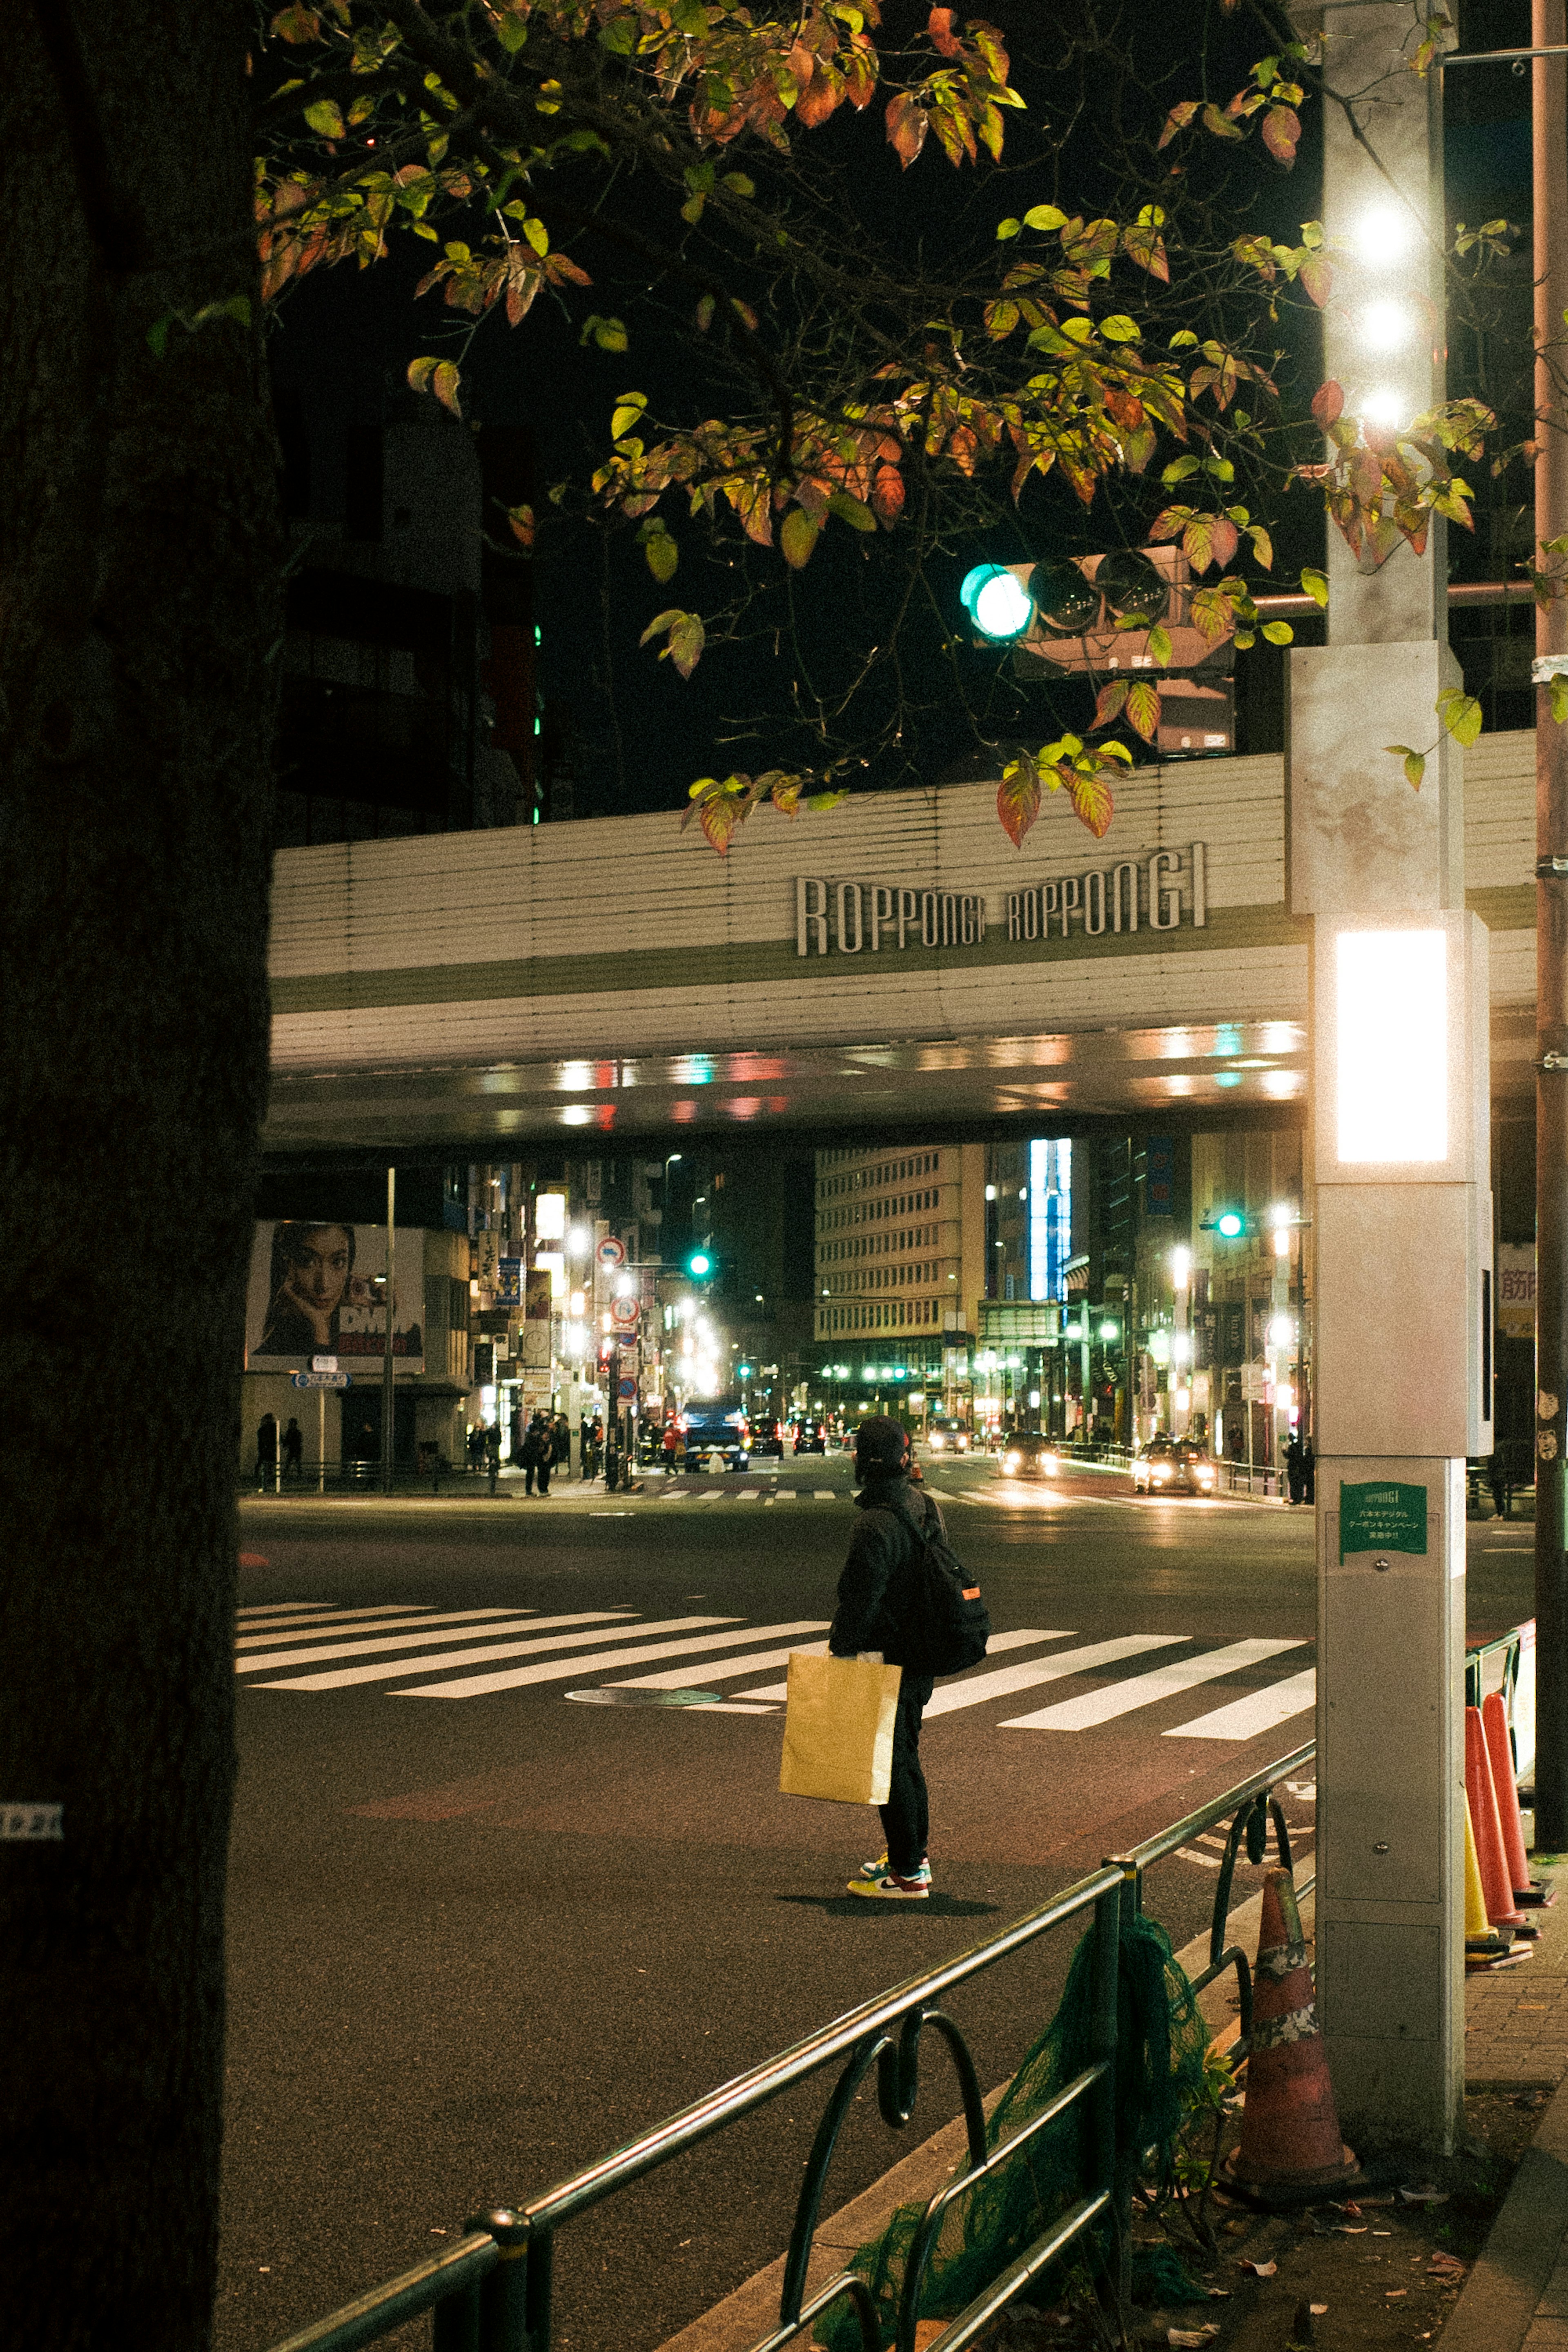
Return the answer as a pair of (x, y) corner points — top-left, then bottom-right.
(1002, 1638), (1307, 1732)
(609, 1640), (831, 1691)
(923, 1634), (1187, 1719)
(1165, 1667), (1317, 1741)
(255, 1615), (744, 1693)
(395, 1619), (831, 1700)
(731, 1628), (1077, 1704)
(736, 1491), (761, 1503)
(236, 1602), (335, 1619)
(236, 1610), (634, 1674)
(236, 1606), (523, 1650)
(813, 1490), (835, 1499)
(1175, 1847), (1223, 1869)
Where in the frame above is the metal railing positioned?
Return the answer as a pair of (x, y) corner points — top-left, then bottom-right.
(263, 1738), (1316, 2352)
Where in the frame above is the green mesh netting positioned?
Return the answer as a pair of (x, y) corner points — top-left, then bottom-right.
(819, 1913), (1209, 2350)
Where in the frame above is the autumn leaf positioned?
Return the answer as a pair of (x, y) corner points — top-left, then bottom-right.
(1208, 515), (1240, 568)
(781, 506), (820, 568)
(885, 92), (928, 167)
(640, 522), (679, 583)
(407, 354), (462, 415)
(1091, 679), (1130, 730)
(927, 6), (962, 57)
(997, 757), (1042, 846)
(1301, 566), (1329, 607)
(1298, 254), (1332, 307)
(1125, 680), (1161, 742)
(270, 3), (322, 39)
(640, 608), (706, 677)
(1069, 767), (1116, 839)
(1200, 102), (1244, 140)
(1261, 105), (1301, 166)
(700, 793), (742, 856)
(303, 98), (345, 139)
(1158, 100), (1199, 149)
(1552, 673), (1568, 726)
(1387, 744), (1427, 789)
(506, 501), (535, 551)
(828, 488), (878, 532)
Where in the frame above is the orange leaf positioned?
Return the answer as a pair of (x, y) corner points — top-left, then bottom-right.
(700, 794), (741, 857)
(928, 6), (962, 57)
(885, 93), (929, 168)
(1158, 100), (1198, 150)
(1261, 105), (1300, 166)
(997, 761), (1041, 847)
(1070, 768), (1115, 839)
(1298, 255), (1332, 307)
(1311, 379), (1345, 426)
(872, 463), (905, 524)
(1208, 515), (1240, 568)
(1091, 679), (1130, 731)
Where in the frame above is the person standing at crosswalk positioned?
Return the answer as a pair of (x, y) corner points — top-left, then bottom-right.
(830, 1415), (940, 1902)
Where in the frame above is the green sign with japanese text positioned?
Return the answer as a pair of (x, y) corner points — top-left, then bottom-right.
(1339, 1480), (1428, 1563)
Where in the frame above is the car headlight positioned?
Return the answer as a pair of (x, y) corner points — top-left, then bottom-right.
(1004, 1452), (1022, 1472)
(931, 1434), (944, 1449)
(1152, 1466), (1170, 1481)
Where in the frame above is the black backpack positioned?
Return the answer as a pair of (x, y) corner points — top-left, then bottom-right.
(893, 1506), (990, 1677)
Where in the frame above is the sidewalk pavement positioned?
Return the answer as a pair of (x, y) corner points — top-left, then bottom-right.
(657, 1860), (1568, 2352)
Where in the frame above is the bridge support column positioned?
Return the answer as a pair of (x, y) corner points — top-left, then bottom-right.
(1289, 0), (1490, 2152)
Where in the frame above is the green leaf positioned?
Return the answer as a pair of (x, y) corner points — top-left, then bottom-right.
(1169, 329), (1199, 349)
(146, 314), (174, 359)
(1147, 623), (1172, 667)
(1437, 685), (1484, 747)
(1261, 619), (1294, 644)
(1023, 203), (1068, 232)
(828, 489), (877, 532)
(1098, 314), (1141, 342)
(1300, 566), (1329, 608)
(303, 98), (345, 138)
(1161, 457), (1200, 485)
(1387, 744), (1427, 790)
(1552, 673), (1568, 726)
(640, 525), (678, 584)
(996, 216), (1022, 240)
(611, 392), (648, 442)
(722, 173), (755, 198)
(781, 507), (821, 569)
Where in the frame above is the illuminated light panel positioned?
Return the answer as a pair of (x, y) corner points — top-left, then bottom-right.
(1262, 1069), (1303, 1098)
(1359, 298), (1416, 352)
(1335, 929), (1447, 1163)
(561, 1105), (595, 1125)
(1353, 200), (1417, 267)
(1362, 385), (1412, 429)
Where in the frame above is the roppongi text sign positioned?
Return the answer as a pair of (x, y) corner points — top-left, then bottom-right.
(794, 844), (1207, 955)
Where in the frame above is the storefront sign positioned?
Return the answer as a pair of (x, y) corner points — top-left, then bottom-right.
(1339, 1479), (1428, 1561)
(291, 1369), (351, 1390)
(1498, 1245), (1537, 1343)
(794, 845), (1206, 957)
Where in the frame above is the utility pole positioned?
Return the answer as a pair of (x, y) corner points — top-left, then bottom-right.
(1534, 0), (1568, 1846)
(381, 1163), (395, 1497)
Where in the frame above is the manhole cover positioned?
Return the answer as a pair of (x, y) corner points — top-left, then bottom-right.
(566, 1688), (722, 1708)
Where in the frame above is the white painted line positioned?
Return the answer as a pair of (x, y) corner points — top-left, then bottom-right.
(394, 1619), (832, 1700)
(731, 1629), (1077, 1705)
(254, 1615), (741, 1693)
(735, 1491), (761, 1503)
(238, 1610), (634, 1675)
(813, 1490), (835, 1499)
(1176, 1847), (1223, 1869)
(924, 1634), (1188, 1719)
(660, 1491), (690, 1501)
(610, 1640), (831, 1690)
(1002, 1638), (1306, 1732)
(235, 1602), (335, 1618)
(236, 1606), (523, 1650)
(1164, 1667), (1318, 1742)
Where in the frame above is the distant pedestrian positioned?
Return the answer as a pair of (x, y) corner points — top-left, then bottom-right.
(521, 1411), (552, 1496)
(281, 1417), (304, 1482)
(1301, 1439), (1315, 1505)
(554, 1414), (572, 1477)
(468, 1424), (486, 1473)
(485, 1422), (501, 1496)
(584, 1414), (603, 1479)
(1284, 1434), (1305, 1506)
(1489, 1448), (1512, 1520)
(256, 1412), (278, 1490)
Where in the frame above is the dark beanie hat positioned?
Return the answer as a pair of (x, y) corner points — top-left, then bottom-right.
(855, 1414), (911, 1478)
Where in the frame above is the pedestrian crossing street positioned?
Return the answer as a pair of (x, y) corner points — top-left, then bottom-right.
(236, 1601), (1317, 1737)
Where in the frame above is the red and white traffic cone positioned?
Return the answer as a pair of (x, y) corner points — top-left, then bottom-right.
(1482, 1690), (1555, 1910)
(1221, 1868), (1358, 2205)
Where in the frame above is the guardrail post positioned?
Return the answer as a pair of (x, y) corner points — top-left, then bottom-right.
(472, 2211), (528, 2352)
(523, 2226), (552, 2352)
(1098, 1859), (1137, 2325)
(432, 2273), (481, 2352)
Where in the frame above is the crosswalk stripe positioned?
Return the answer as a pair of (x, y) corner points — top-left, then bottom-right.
(1001, 1638), (1307, 1732)
(236, 1606), (522, 1650)
(237, 1610), (634, 1675)
(393, 1619), (831, 1700)
(730, 1628), (1078, 1705)
(255, 1614), (746, 1693)
(236, 1602), (334, 1619)
(813, 1490), (835, 1499)
(735, 1491), (760, 1503)
(1164, 1667), (1317, 1742)
(923, 1634), (1187, 1719)
(608, 1640), (831, 1690)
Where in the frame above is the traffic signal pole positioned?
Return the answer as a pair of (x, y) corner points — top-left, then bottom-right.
(1291, 6), (1489, 2151)
(1532, 0), (1568, 1849)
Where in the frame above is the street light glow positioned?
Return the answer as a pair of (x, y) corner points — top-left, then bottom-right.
(1361, 385), (1411, 430)
(1358, 298), (1416, 352)
(1335, 929), (1447, 1163)
(1171, 1245), (1191, 1287)
(1352, 201), (1417, 269)
(568, 1225), (592, 1255)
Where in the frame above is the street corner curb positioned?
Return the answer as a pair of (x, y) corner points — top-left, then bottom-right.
(1438, 2071), (1568, 2352)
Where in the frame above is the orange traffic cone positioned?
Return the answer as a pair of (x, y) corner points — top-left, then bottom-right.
(1221, 1868), (1358, 2205)
(1466, 1707), (1526, 1929)
(1465, 1791), (1515, 1966)
(1482, 1691), (1553, 1909)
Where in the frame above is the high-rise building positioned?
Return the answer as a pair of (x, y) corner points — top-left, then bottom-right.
(812, 1143), (985, 1349)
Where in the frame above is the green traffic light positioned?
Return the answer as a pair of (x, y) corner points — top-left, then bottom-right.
(687, 1250), (712, 1276)
(1215, 1210), (1245, 1239)
(959, 564), (1034, 643)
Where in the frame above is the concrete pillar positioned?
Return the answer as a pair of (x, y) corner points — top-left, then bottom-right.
(1287, 1), (1490, 2149)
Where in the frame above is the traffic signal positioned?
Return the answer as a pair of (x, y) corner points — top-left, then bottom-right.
(1204, 1208), (1247, 1240)
(958, 563), (1035, 643)
(686, 1249), (714, 1279)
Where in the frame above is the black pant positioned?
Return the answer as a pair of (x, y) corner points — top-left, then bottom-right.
(879, 1672), (934, 1877)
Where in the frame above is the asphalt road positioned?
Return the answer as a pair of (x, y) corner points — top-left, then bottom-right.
(221, 1452), (1535, 2352)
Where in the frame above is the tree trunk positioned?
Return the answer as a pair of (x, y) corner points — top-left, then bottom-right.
(0, 7), (278, 2343)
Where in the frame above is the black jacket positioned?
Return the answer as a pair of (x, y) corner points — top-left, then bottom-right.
(829, 1477), (943, 1665)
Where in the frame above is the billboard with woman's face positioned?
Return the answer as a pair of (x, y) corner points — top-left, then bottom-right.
(246, 1223), (424, 1369)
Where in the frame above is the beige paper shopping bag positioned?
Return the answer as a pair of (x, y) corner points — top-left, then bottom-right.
(779, 1651), (902, 1805)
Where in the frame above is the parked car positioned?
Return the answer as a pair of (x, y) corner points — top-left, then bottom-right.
(751, 1416), (785, 1459)
(791, 1418), (828, 1455)
(679, 1398), (752, 1471)
(1131, 1437), (1217, 1496)
(924, 1417), (972, 1456)
(997, 1433), (1063, 1481)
